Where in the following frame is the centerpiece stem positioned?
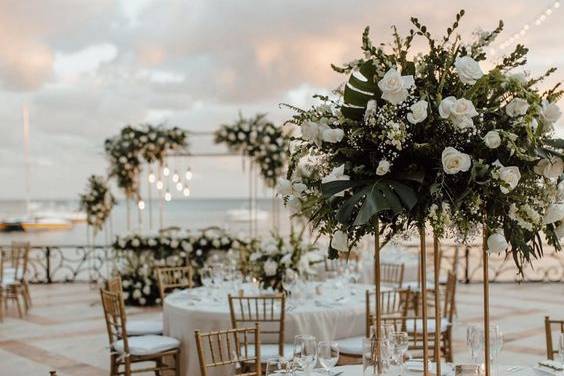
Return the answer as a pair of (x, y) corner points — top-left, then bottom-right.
(419, 225), (429, 376)
(433, 235), (441, 376)
(482, 220), (491, 376)
(374, 217), (381, 340)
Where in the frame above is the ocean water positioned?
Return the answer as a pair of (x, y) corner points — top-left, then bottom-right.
(0, 198), (291, 246)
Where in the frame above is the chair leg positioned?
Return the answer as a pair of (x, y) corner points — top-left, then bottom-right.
(23, 281), (32, 310)
(175, 353), (180, 376)
(12, 288), (24, 318)
(0, 289), (4, 322)
(110, 354), (118, 376)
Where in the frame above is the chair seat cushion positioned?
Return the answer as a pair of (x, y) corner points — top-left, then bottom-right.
(406, 318), (449, 333)
(113, 335), (179, 356)
(247, 343), (293, 361)
(127, 320), (163, 336)
(336, 336), (364, 355)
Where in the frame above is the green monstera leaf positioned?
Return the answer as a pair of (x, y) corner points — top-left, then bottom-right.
(341, 61), (380, 120)
(321, 179), (417, 226)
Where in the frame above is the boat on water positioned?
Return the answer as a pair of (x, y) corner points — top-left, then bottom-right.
(0, 215), (74, 232)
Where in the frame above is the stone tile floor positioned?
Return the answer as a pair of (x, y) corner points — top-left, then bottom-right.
(0, 282), (562, 375)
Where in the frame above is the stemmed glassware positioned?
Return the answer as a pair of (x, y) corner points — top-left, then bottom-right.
(390, 332), (409, 375)
(265, 357), (293, 375)
(467, 325), (482, 364)
(293, 335), (317, 375)
(318, 341), (339, 375)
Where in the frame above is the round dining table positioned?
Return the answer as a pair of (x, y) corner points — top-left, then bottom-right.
(163, 281), (380, 376)
(332, 363), (552, 376)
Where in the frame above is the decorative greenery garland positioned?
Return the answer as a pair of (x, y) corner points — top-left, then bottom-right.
(105, 124), (188, 198)
(215, 114), (288, 187)
(79, 175), (116, 233)
(279, 11), (563, 273)
(113, 228), (248, 306)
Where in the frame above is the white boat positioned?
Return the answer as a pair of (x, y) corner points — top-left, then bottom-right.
(0, 215), (73, 232)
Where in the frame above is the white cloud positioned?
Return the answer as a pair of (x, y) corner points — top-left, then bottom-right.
(54, 43), (118, 80)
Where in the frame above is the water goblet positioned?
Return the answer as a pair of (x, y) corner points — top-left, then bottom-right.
(390, 332), (409, 375)
(265, 357), (292, 375)
(293, 335), (317, 375)
(318, 341), (339, 375)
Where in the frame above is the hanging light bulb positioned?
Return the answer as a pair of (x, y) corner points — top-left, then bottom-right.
(176, 182), (183, 191)
(138, 200), (145, 210)
(164, 190), (172, 201)
(156, 180), (164, 190)
(163, 165), (170, 176)
(185, 167), (193, 181)
(148, 172), (156, 183)
(555, 1), (560, 9)
(183, 187), (191, 197)
(172, 170), (180, 183)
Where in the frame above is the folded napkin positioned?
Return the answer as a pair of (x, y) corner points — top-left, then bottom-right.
(538, 360), (564, 371)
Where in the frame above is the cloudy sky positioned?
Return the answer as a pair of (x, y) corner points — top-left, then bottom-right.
(0, 0), (562, 200)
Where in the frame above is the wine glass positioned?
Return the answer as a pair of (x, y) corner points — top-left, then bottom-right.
(390, 332), (409, 375)
(558, 333), (564, 365)
(466, 325), (479, 363)
(293, 335), (317, 375)
(200, 267), (213, 288)
(265, 357), (292, 375)
(318, 341), (339, 375)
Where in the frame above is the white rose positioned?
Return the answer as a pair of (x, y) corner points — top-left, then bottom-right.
(534, 156), (564, 179)
(441, 147), (471, 174)
(376, 160), (391, 176)
(331, 230), (348, 252)
(406, 100), (428, 124)
(366, 99), (378, 112)
(286, 196), (301, 213)
(483, 130), (501, 149)
(541, 100), (562, 124)
(297, 155), (319, 178)
(263, 260), (278, 277)
(276, 178), (293, 196)
(487, 232), (508, 254)
(377, 67), (415, 105)
(321, 128), (344, 143)
(439, 96), (478, 129)
(498, 165), (521, 194)
(131, 239), (140, 247)
(544, 203), (564, 225)
(555, 222), (564, 239)
(558, 181), (564, 201)
(454, 56), (484, 85)
(505, 98), (529, 117)
(301, 121), (321, 143)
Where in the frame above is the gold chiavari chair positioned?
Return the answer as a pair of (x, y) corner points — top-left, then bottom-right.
(228, 294), (290, 362)
(106, 275), (163, 336)
(100, 289), (180, 376)
(381, 263), (405, 288)
(380, 271), (457, 362)
(1, 242), (31, 317)
(544, 316), (564, 360)
(195, 323), (262, 376)
(156, 266), (193, 303)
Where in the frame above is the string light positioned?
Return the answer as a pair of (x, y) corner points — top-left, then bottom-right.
(156, 180), (164, 190)
(172, 170), (180, 183)
(176, 182), (183, 191)
(148, 172), (156, 183)
(185, 167), (193, 181)
(163, 165), (170, 176)
(164, 190), (172, 201)
(138, 200), (145, 210)
(495, 0), (559, 53)
(183, 187), (191, 197)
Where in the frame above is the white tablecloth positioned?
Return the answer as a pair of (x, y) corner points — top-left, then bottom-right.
(360, 244), (420, 285)
(163, 282), (380, 376)
(333, 364), (548, 376)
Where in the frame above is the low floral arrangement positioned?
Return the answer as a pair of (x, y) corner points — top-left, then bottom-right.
(79, 175), (116, 233)
(105, 124), (188, 199)
(279, 10), (563, 273)
(244, 227), (322, 291)
(215, 113), (288, 187)
(113, 228), (247, 306)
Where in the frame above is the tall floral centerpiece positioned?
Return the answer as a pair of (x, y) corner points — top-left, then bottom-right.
(79, 175), (116, 234)
(278, 11), (563, 375)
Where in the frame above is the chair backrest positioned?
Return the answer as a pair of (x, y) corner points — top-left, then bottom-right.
(381, 263), (405, 288)
(9, 242), (30, 281)
(228, 294), (285, 356)
(366, 289), (410, 337)
(545, 316), (564, 360)
(100, 289), (128, 353)
(156, 266), (193, 302)
(195, 323), (262, 376)
(106, 275), (123, 295)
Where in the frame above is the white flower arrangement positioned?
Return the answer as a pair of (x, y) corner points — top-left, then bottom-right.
(79, 175), (115, 233)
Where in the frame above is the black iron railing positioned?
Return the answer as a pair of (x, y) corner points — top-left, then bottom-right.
(1, 243), (562, 283)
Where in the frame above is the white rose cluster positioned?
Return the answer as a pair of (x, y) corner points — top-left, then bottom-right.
(439, 97), (479, 129)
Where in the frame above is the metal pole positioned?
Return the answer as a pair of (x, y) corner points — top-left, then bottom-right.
(419, 225), (429, 376)
(482, 221), (491, 376)
(374, 217), (381, 339)
(248, 159), (253, 237)
(158, 165), (163, 230)
(148, 175), (153, 230)
(433, 235), (441, 376)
